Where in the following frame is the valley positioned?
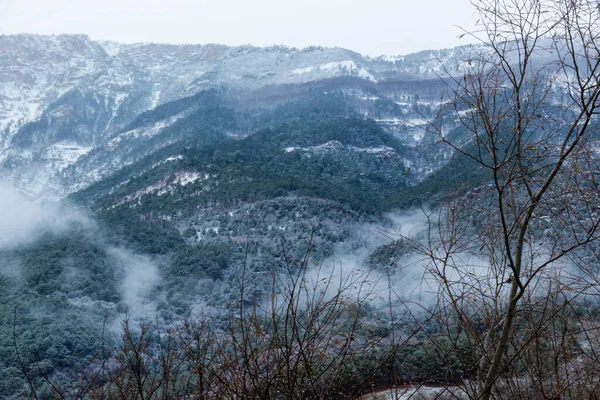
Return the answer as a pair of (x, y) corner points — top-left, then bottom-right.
(1, 22), (599, 399)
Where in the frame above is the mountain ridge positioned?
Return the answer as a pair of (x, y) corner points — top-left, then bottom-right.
(0, 33), (467, 197)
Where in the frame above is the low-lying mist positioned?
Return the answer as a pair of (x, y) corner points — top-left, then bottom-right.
(292, 209), (438, 311)
(0, 181), (93, 250)
(0, 180), (163, 321)
(2, 177), (565, 326)
(109, 247), (161, 320)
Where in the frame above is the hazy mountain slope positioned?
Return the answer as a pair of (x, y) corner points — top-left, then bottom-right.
(0, 34), (473, 196)
(0, 35), (510, 398)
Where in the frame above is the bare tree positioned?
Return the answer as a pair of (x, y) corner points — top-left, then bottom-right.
(171, 243), (423, 400)
(16, 238), (424, 399)
(418, 0), (600, 398)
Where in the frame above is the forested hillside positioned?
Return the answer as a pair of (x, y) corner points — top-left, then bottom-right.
(2, 3), (600, 395)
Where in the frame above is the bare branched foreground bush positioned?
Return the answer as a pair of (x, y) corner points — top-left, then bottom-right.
(13, 241), (431, 399)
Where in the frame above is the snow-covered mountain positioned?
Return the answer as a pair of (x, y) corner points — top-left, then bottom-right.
(0, 34), (474, 196)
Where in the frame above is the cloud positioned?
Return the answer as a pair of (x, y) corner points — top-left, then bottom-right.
(0, 178), (166, 311)
(0, 181), (93, 249)
(109, 247), (161, 321)
(283, 209), (437, 310)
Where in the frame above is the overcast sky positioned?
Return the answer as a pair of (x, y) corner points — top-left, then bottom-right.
(0, 0), (477, 56)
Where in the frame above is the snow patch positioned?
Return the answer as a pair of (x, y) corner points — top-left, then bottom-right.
(150, 88), (161, 109)
(291, 60), (377, 82)
(283, 140), (345, 153)
(375, 118), (428, 126)
(375, 118), (404, 125)
(175, 171), (201, 186)
(406, 118), (428, 126)
(152, 155), (184, 169)
(284, 141), (396, 157)
(107, 112), (184, 148)
(42, 142), (92, 171)
(411, 130), (425, 142)
(357, 95), (381, 101)
(349, 145), (396, 156)
(115, 170), (210, 205)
